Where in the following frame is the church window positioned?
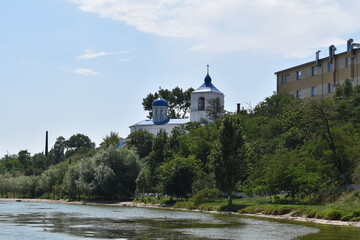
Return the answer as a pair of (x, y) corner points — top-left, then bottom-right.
(198, 97), (205, 110)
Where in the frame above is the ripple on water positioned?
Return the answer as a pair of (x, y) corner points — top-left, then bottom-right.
(0, 201), (335, 240)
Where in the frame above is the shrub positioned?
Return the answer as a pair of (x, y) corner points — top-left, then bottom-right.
(340, 210), (360, 221)
(192, 188), (221, 205)
(219, 204), (245, 212)
(351, 216), (360, 221)
(340, 215), (351, 221)
(272, 207), (292, 215)
(173, 201), (196, 209)
(322, 209), (342, 220)
(290, 209), (304, 217)
(197, 204), (220, 211)
(305, 210), (317, 218)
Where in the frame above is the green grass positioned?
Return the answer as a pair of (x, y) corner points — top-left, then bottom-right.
(132, 192), (360, 222)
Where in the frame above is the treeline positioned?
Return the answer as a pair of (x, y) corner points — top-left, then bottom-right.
(1, 80), (360, 203)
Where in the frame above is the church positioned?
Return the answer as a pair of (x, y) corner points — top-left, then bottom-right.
(129, 66), (225, 135)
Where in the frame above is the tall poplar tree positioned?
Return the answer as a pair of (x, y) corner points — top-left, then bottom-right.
(211, 114), (246, 204)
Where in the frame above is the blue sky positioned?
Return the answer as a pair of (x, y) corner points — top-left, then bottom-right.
(1, 0), (360, 156)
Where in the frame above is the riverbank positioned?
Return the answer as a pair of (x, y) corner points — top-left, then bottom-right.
(1, 197), (359, 227)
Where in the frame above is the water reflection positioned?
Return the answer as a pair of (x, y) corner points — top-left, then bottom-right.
(1, 201), (350, 240)
(0, 211), (242, 239)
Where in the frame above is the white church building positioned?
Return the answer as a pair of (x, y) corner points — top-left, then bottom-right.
(129, 67), (225, 135)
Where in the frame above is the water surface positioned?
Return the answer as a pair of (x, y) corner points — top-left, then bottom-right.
(0, 201), (358, 239)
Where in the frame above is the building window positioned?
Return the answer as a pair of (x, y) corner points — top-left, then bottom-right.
(198, 97), (205, 110)
(328, 62), (333, 72)
(345, 57), (350, 68)
(311, 87), (316, 97)
(295, 90), (301, 99)
(281, 74), (289, 84)
(296, 71), (302, 80)
(328, 83), (334, 93)
(311, 66), (317, 76)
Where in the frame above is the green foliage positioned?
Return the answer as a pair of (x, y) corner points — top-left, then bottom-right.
(158, 156), (200, 198)
(127, 130), (154, 158)
(63, 133), (95, 159)
(177, 121), (219, 172)
(3, 80), (360, 210)
(142, 87), (194, 119)
(75, 147), (140, 199)
(49, 136), (66, 164)
(321, 209), (343, 220)
(192, 188), (221, 205)
(100, 131), (120, 148)
(173, 201), (197, 209)
(206, 97), (224, 121)
(334, 79), (353, 100)
(211, 114), (246, 203)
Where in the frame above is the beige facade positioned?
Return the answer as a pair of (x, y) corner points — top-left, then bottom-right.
(276, 42), (360, 99)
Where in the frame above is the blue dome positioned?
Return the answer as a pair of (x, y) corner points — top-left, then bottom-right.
(204, 74), (212, 83)
(152, 98), (168, 106)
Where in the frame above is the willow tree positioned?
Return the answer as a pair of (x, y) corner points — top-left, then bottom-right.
(211, 114), (246, 205)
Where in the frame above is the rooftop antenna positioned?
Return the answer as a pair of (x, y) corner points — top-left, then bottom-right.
(207, 64), (209, 75)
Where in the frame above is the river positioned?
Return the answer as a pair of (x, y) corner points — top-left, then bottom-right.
(0, 201), (359, 240)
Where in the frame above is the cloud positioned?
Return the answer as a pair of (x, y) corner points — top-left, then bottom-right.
(69, 0), (360, 58)
(73, 68), (99, 76)
(77, 48), (136, 59)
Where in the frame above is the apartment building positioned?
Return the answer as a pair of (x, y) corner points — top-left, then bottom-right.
(275, 39), (360, 99)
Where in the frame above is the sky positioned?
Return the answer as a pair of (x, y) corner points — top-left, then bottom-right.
(1, 0), (360, 156)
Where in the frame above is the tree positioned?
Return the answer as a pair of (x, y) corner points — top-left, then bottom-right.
(210, 115), (247, 204)
(158, 156), (200, 198)
(127, 130), (154, 158)
(66, 134), (95, 151)
(65, 133), (95, 158)
(100, 131), (120, 148)
(178, 121), (219, 173)
(309, 101), (353, 184)
(75, 147), (140, 199)
(334, 79), (353, 100)
(18, 150), (31, 172)
(28, 153), (47, 175)
(145, 130), (168, 190)
(142, 87), (194, 119)
(206, 97), (224, 121)
(53, 136), (66, 164)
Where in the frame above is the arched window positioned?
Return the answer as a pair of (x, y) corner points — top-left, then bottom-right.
(198, 97), (205, 110)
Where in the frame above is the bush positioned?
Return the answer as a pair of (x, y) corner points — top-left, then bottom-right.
(197, 204), (220, 211)
(272, 207), (292, 215)
(173, 201), (196, 209)
(340, 215), (351, 221)
(290, 209), (304, 217)
(351, 216), (360, 221)
(322, 209), (343, 220)
(305, 210), (317, 218)
(340, 210), (360, 221)
(219, 204), (246, 212)
(192, 188), (221, 205)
